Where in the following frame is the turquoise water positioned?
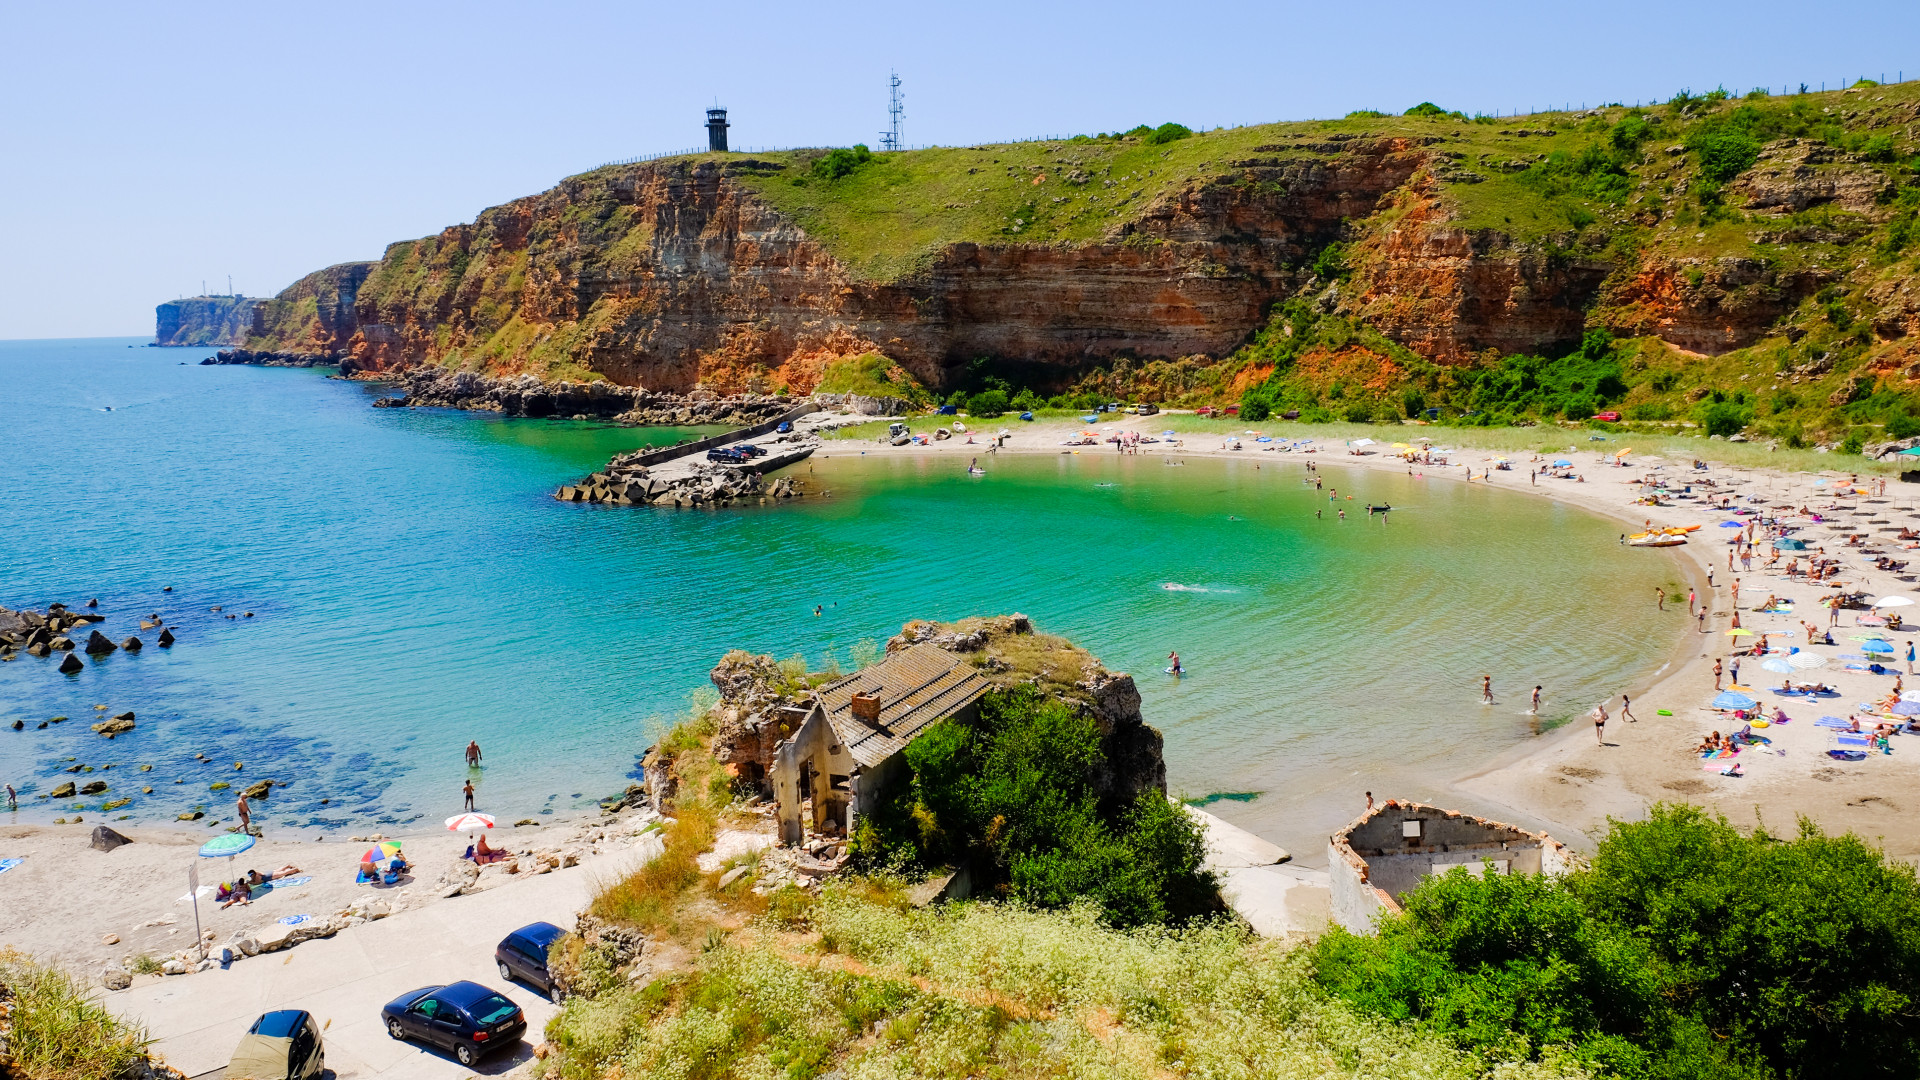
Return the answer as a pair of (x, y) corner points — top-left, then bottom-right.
(0, 339), (1688, 857)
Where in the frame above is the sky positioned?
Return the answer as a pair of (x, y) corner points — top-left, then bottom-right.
(3, 0), (1917, 340)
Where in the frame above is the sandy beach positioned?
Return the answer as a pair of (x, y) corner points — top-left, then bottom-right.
(821, 414), (1920, 865)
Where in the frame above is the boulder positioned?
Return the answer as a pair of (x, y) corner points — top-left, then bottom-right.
(156, 628), (175, 647)
(242, 779), (273, 800)
(176, 810), (203, 821)
(92, 712), (135, 736)
(59, 652), (85, 674)
(50, 781), (75, 798)
(90, 825), (133, 852)
(121, 636), (143, 652)
(101, 965), (131, 990)
(50, 635), (75, 651)
(85, 630), (116, 654)
(27, 643), (50, 657)
(9, 719), (20, 730)
(160, 958), (188, 976)
(79, 780), (108, 795)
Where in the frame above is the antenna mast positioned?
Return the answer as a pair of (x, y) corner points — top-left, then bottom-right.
(880, 70), (903, 151)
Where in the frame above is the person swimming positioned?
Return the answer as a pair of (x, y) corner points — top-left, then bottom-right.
(1167, 651), (1183, 675)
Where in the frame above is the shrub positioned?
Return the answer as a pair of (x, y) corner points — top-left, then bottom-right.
(1694, 399), (1753, 437)
(1316, 805), (1920, 1080)
(1862, 133), (1899, 164)
(1010, 388), (1040, 411)
(1345, 109), (1388, 119)
(590, 804), (718, 931)
(1690, 129), (1761, 182)
(1146, 123), (1192, 145)
(967, 389), (1009, 417)
(0, 949), (150, 1080)
(815, 352), (930, 406)
(1888, 414), (1920, 439)
(1238, 395), (1271, 421)
(1343, 400), (1374, 423)
(1403, 102), (1449, 118)
(1843, 429), (1866, 455)
(812, 144), (874, 180)
(1310, 241), (1350, 281)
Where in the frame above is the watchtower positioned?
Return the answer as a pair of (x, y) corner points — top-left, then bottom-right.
(706, 107), (729, 153)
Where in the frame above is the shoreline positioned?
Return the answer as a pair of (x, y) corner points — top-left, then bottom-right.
(818, 416), (1920, 863)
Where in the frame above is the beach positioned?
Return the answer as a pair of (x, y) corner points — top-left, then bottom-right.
(825, 413), (1920, 865)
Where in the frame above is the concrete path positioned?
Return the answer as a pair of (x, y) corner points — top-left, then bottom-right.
(1185, 805), (1333, 938)
(111, 849), (640, 1080)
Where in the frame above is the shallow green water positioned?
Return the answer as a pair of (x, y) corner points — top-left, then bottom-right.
(0, 339), (1689, 857)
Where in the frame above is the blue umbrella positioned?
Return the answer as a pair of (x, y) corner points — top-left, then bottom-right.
(1711, 690), (1758, 709)
(1552, 459), (1572, 467)
(1863, 639), (1896, 654)
(1893, 702), (1920, 716)
(1761, 657), (1796, 674)
(1719, 521), (1744, 528)
(199, 833), (256, 859)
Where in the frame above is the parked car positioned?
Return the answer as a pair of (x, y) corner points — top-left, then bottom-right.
(1196, 406), (1215, 417)
(1594, 410), (1621, 422)
(228, 1010), (325, 1080)
(936, 405), (957, 415)
(1018, 411), (1033, 421)
(776, 420), (793, 433)
(730, 443), (768, 458)
(707, 447), (747, 464)
(1136, 402), (1160, 416)
(495, 921), (568, 997)
(382, 982), (525, 1067)
(1224, 404), (1240, 416)
(1283, 409), (1300, 420)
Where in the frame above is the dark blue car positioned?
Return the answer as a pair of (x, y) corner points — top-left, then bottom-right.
(495, 921), (568, 996)
(382, 981), (524, 1067)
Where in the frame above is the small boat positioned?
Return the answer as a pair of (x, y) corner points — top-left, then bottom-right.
(967, 467), (985, 476)
(1628, 532), (1687, 547)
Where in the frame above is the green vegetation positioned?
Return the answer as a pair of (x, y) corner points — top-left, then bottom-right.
(1314, 805), (1920, 1080)
(546, 887), (1582, 1080)
(810, 143), (873, 181)
(812, 352), (931, 406)
(0, 949), (151, 1080)
(848, 686), (1216, 929)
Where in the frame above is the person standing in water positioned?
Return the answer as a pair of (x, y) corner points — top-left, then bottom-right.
(5, 783), (15, 811)
(1167, 651), (1183, 675)
(1482, 675), (1494, 704)
(465, 740), (482, 768)
(462, 779), (476, 811)
(236, 793), (252, 833)
(1531, 685), (1542, 714)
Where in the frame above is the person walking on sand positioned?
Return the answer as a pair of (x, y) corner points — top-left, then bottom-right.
(1531, 685), (1542, 714)
(1730, 658), (1741, 687)
(1621, 694), (1636, 722)
(236, 793), (252, 833)
(1365, 791), (1374, 810)
(462, 779), (476, 811)
(1713, 659), (1724, 690)
(1592, 701), (1609, 745)
(1688, 588), (1697, 617)
(1707, 566), (1715, 589)
(1482, 675), (1494, 704)
(1907, 640), (1915, 675)
(465, 740), (482, 768)
(1698, 608), (1707, 634)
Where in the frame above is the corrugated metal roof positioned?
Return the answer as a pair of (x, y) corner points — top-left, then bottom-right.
(816, 643), (993, 768)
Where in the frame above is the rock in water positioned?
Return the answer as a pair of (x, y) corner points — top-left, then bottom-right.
(156, 628), (175, 647)
(79, 780), (108, 795)
(59, 652), (85, 675)
(50, 781), (76, 798)
(91, 825), (133, 852)
(85, 630), (116, 654)
(121, 636), (143, 651)
(92, 712), (135, 736)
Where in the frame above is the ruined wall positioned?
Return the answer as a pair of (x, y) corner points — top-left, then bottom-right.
(1327, 799), (1577, 934)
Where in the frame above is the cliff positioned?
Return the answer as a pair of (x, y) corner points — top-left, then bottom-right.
(204, 82), (1920, 441)
(154, 296), (261, 346)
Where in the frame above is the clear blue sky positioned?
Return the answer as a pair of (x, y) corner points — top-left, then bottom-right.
(3, 0), (1915, 340)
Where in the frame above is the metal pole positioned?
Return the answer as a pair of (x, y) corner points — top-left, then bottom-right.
(189, 861), (204, 961)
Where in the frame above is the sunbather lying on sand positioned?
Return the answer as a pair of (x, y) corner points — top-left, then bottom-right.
(244, 865), (300, 887)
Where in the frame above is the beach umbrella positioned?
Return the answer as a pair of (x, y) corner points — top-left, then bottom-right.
(1902, 690), (1920, 702)
(1761, 657), (1796, 674)
(445, 812), (495, 832)
(1872, 596), (1916, 608)
(1711, 690), (1759, 710)
(1893, 702), (1920, 716)
(1788, 652), (1829, 670)
(1726, 628), (1754, 637)
(1863, 640), (1896, 655)
(1719, 521), (1744, 528)
(1553, 459), (1572, 467)
(199, 832), (255, 861)
(1392, 442), (1410, 449)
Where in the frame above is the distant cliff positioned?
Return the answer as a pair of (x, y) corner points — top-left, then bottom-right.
(154, 296), (261, 346)
(195, 83), (1920, 442)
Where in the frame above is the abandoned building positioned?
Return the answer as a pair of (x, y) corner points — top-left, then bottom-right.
(770, 642), (993, 846)
(1327, 800), (1576, 932)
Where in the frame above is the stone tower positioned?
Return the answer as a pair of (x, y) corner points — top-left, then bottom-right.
(706, 108), (729, 153)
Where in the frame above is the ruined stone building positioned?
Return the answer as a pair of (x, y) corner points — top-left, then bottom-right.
(1328, 800), (1576, 932)
(770, 643), (992, 846)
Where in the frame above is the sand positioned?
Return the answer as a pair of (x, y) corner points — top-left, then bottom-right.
(824, 415), (1920, 865)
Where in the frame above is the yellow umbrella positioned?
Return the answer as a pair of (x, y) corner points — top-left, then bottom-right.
(1726, 628), (1754, 636)
(1392, 442), (1410, 449)
(1614, 446), (1632, 457)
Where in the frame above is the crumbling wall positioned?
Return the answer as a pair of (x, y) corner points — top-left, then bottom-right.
(1327, 799), (1577, 933)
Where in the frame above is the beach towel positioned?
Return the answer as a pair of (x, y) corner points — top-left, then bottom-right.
(1815, 716), (1852, 728)
(0, 858), (21, 875)
(248, 875), (311, 896)
(177, 884), (217, 903)
(276, 913), (313, 927)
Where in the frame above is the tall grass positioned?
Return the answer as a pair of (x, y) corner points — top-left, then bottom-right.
(589, 803), (718, 933)
(546, 889), (1588, 1080)
(0, 949), (149, 1080)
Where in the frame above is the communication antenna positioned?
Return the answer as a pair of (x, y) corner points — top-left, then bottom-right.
(880, 70), (903, 151)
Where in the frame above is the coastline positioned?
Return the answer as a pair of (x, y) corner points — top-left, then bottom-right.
(819, 416), (1920, 864)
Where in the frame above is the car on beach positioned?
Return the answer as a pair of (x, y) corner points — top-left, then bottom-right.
(382, 981), (525, 1066)
(495, 921), (568, 997)
(228, 1009), (325, 1080)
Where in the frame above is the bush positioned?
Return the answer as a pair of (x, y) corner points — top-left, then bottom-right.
(1404, 102), (1450, 118)
(1146, 122), (1192, 145)
(966, 388), (1008, 417)
(1694, 400), (1753, 438)
(1238, 395), (1272, 422)
(1343, 401), (1374, 423)
(1888, 414), (1920, 439)
(864, 687), (1216, 928)
(1346, 109), (1388, 119)
(1690, 129), (1761, 182)
(1862, 133), (1899, 164)
(1310, 241), (1350, 281)
(812, 144), (873, 180)
(815, 352), (930, 406)
(1316, 805), (1920, 1080)
(1010, 388), (1040, 411)
(1843, 429), (1866, 455)
(0, 950), (150, 1080)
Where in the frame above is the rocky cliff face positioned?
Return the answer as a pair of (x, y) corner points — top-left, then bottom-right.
(155, 296), (261, 346)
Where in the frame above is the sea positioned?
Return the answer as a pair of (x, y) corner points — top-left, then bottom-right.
(0, 338), (1690, 859)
